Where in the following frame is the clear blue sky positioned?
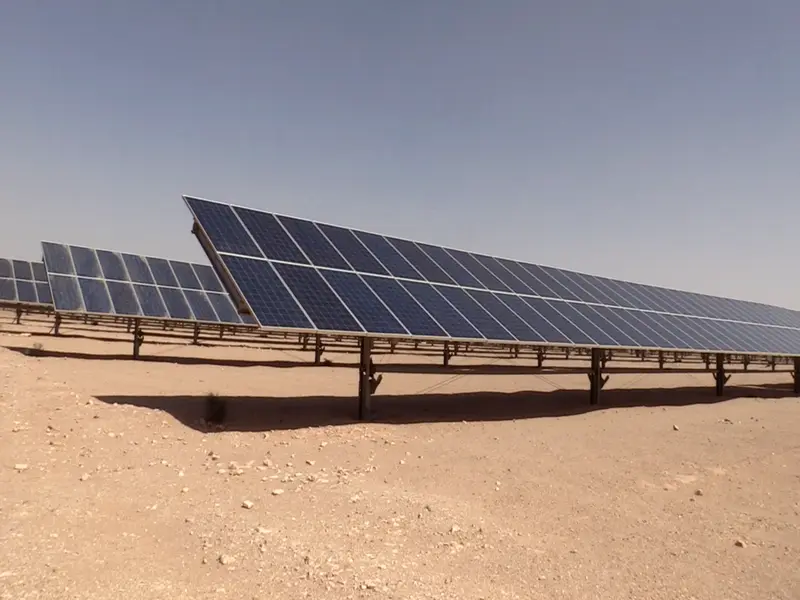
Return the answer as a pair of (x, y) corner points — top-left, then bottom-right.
(1, 1), (798, 307)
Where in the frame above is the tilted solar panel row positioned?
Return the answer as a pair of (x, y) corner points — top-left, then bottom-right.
(0, 259), (52, 306)
(41, 242), (254, 326)
(184, 196), (800, 356)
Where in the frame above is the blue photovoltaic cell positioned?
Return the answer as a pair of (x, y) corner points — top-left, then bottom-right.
(525, 298), (596, 346)
(621, 310), (680, 349)
(207, 292), (241, 323)
(354, 231), (422, 280)
(316, 224), (389, 276)
(185, 197), (263, 257)
(386, 238), (455, 285)
(436, 286), (515, 341)
(445, 248), (511, 292)
(590, 306), (656, 347)
(96, 250), (128, 281)
(184, 290), (219, 322)
(416, 243), (484, 288)
(471, 254), (535, 295)
(13, 260), (33, 281)
(0, 279), (16, 301)
(147, 258), (179, 287)
(321, 270), (408, 335)
(0, 260), (11, 278)
(467, 290), (545, 342)
(221, 255), (312, 329)
(106, 281), (141, 316)
(43, 242), (74, 275)
(16, 280), (37, 304)
(361, 275), (446, 337)
(171, 261), (203, 290)
(494, 294), (571, 344)
(400, 281), (483, 340)
(583, 305), (647, 347)
(499, 259), (554, 298)
(49, 276), (83, 311)
(159, 287), (193, 320)
(71, 246), (102, 278)
(276, 215), (350, 270)
(234, 207), (308, 264)
(558, 271), (609, 305)
(272, 262), (363, 333)
(78, 278), (112, 314)
(133, 285), (168, 318)
(36, 282), (52, 305)
(193, 264), (225, 292)
(32, 262), (47, 283)
(122, 254), (155, 284)
(558, 302), (632, 346)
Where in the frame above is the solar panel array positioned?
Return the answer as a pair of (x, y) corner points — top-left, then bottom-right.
(185, 195), (800, 357)
(41, 242), (255, 326)
(0, 259), (52, 306)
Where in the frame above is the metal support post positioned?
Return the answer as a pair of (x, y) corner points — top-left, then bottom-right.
(358, 338), (381, 420)
(743, 355), (750, 371)
(389, 339), (397, 354)
(588, 348), (608, 405)
(702, 353), (710, 370)
(565, 347), (571, 360)
(15, 307), (22, 324)
(658, 350), (665, 370)
(192, 323), (200, 345)
(794, 357), (800, 394)
(301, 334), (309, 351)
(132, 319), (144, 359)
(537, 348), (544, 368)
(713, 353), (729, 396)
(443, 342), (451, 367)
(314, 335), (324, 365)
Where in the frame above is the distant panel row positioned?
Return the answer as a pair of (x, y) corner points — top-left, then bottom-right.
(220, 254), (800, 356)
(41, 243), (254, 326)
(0, 259), (52, 306)
(184, 197), (800, 331)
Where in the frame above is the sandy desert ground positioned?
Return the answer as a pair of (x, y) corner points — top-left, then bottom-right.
(1, 310), (799, 600)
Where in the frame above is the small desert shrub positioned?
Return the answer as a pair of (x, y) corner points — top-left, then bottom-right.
(25, 342), (44, 357)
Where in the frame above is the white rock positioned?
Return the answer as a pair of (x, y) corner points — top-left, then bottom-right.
(13, 464), (28, 472)
(242, 500), (254, 509)
(218, 554), (236, 565)
(271, 489), (285, 496)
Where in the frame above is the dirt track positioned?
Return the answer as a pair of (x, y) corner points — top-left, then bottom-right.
(2, 312), (799, 599)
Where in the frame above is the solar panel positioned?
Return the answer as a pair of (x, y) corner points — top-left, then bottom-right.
(0, 258), (53, 306)
(40, 242), (250, 326)
(184, 195), (800, 356)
